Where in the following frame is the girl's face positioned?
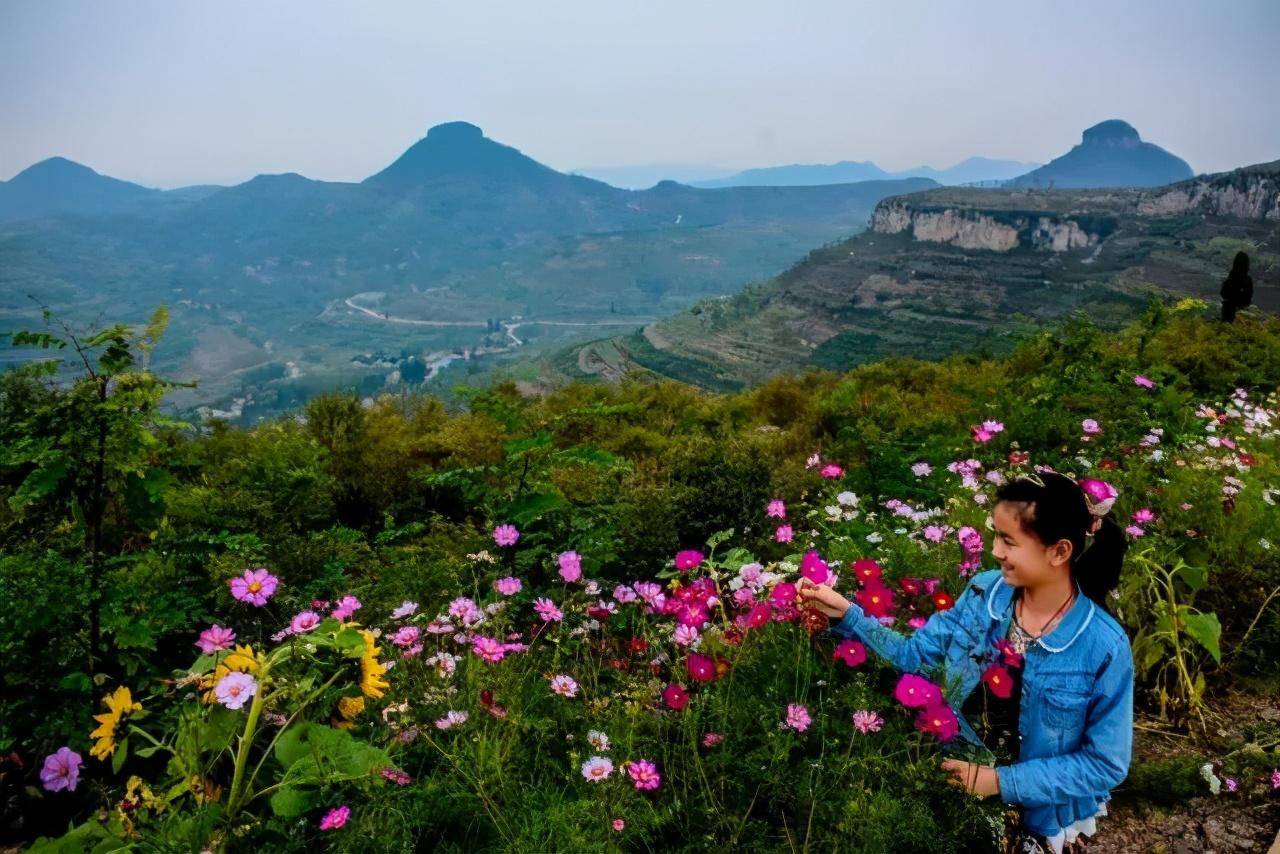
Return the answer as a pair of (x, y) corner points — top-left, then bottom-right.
(990, 501), (1072, 589)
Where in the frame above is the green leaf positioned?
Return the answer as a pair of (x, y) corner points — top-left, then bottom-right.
(111, 737), (129, 774)
(1177, 563), (1208, 592)
(8, 460), (68, 511)
(269, 787), (316, 817)
(333, 628), (367, 655)
(1179, 609), (1222, 664)
(503, 490), (568, 526)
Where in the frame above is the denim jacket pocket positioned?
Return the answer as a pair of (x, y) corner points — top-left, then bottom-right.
(1042, 687), (1090, 748)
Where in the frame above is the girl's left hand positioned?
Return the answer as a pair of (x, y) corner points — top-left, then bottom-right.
(940, 759), (1001, 798)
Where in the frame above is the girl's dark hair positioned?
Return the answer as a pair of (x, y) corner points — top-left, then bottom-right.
(994, 471), (1127, 607)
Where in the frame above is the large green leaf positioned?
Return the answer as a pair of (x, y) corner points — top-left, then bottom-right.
(1177, 563), (1208, 592)
(1178, 608), (1222, 663)
(269, 787), (316, 817)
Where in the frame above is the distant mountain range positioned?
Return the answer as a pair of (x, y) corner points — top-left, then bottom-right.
(0, 121), (932, 418)
(689, 156), (1041, 189)
(1006, 120), (1193, 188)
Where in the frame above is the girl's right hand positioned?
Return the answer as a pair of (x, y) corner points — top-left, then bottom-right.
(796, 579), (852, 620)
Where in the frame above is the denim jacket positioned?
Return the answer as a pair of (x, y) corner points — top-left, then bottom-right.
(832, 568), (1133, 837)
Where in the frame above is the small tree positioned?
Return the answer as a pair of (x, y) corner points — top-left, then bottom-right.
(1, 307), (188, 672)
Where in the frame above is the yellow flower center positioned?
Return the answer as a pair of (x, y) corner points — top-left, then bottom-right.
(248, 581), (262, 592)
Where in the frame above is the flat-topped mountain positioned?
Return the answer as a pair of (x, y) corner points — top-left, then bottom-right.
(1006, 120), (1194, 189)
(692, 156), (1038, 189)
(560, 160), (1277, 389)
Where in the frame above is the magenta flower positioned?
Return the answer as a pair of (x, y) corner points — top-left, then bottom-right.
(1224, 776), (1238, 792)
(915, 702), (960, 741)
(290, 611), (321, 635)
(766, 499), (787, 518)
(214, 672), (258, 710)
(784, 703), (811, 732)
(612, 818), (626, 832)
(195, 624), (236, 654)
(493, 523), (520, 546)
(851, 710), (884, 734)
(833, 639), (866, 667)
(1082, 418), (1101, 435)
(1078, 477), (1119, 515)
(39, 747), (83, 793)
(229, 568), (278, 606)
(627, 759), (661, 791)
(820, 463), (844, 478)
(1126, 525), (1146, 537)
(687, 653), (717, 683)
(581, 756), (614, 782)
(558, 550), (583, 583)
(775, 524), (793, 543)
(534, 597), (563, 622)
(770, 582), (798, 607)
(800, 550), (830, 584)
(1271, 768), (1280, 789)
(1132, 508), (1157, 524)
(391, 625), (421, 648)
(471, 635), (506, 663)
(702, 732), (724, 747)
(331, 595), (362, 621)
(894, 674), (941, 709)
(674, 550), (705, 572)
(1133, 374), (1155, 389)
(663, 683), (690, 710)
(319, 804), (350, 831)
(494, 576), (522, 596)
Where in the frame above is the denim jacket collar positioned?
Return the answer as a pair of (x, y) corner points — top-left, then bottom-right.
(984, 573), (1095, 654)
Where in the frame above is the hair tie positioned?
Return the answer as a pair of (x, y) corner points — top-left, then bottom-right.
(1077, 477), (1119, 522)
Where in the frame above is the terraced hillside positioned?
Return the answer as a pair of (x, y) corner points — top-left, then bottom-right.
(557, 161), (1279, 390)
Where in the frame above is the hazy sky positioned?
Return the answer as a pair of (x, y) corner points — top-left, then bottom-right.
(3, 0), (1278, 188)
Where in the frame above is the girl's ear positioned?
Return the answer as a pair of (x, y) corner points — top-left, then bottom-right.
(1048, 537), (1074, 567)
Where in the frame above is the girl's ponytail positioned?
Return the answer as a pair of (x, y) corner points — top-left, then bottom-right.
(1074, 514), (1126, 607)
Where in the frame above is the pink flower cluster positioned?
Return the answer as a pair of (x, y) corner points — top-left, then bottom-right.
(894, 674), (958, 741)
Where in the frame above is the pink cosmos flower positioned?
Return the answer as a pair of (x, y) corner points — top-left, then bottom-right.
(319, 805), (350, 831)
(290, 611), (321, 635)
(493, 523), (520, 546)
(852, 558), (883, 583)
(766, 499), (787, 518)
(550, 674), (579, 697)
(1132, 508), (1156, 524)
(1126, 525), (1146, 537)
(215, 672), (258, 710)
(612, 819), (626, 832)
(855, 583), (895, 619)
(1082, 418), (1101, 435)
(673, 624), (700, 647)
(613, 584), (638, 604)
(381, 767), (412, 785)
(915, 703), (960, 741)
(834, 639), (866, 667)
(471, 635), (506, 663)
(702, 732), (724, 747)
(331, 595), (362, 621)
(907, 616), (927, 630)
(820, 463), (844, 478)
(447, 596), (481, 624)
(391, 625), (421, 648)
(775, 524), (793, 543)
(1133, 374), (1155, 389)
(971, 426), (996, 444)
(391, 600), (419, 619)
(1224, 777), (1238, 793)
(770, 582), (798, 607)
(663, 683), (690, 710)
(894, 674), (941, 709)
(494, 576), (522, 596)
(784, 703), (811, 732)
(581, 756), (614, 782)
(627, 759), (661, 791)
(745, 602), (772, 629)
(675, 550), (705, 572)
(39, 747), (82, 792)
(1271, 768), (1280, 789)
(800, 550), (830, 584)
(558, 551), (583, 583)
(982, 664), (1014, 699)
(995, 639), (1025, 669)
(195, 625), (236, 654)
(851, 710), (884, 734)
(534, 597), (563, 622)
(435, 710), (468, 730)
(922, 525), (947, 544)
(687, 652), (717, 683)
(229, 568), (277, 606)
(911, 462), (933, 477)
(1078, 478), (1119, 514)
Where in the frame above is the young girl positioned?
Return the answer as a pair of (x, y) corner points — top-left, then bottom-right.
(799, 471), (1134, 853)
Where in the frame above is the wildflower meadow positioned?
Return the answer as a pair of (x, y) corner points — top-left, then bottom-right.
(2, 301), (1279, 851)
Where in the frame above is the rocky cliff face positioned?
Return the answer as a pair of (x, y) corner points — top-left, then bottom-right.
(1138, 161), (1280, 220)
(870, 200), (1102, 252)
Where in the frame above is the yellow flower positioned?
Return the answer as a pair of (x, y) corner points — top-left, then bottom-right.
(89, 686), (142, 761)
(223, 645), (258, 673)
(337, 695), (365, 720)
(359, 630), (389, 699)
